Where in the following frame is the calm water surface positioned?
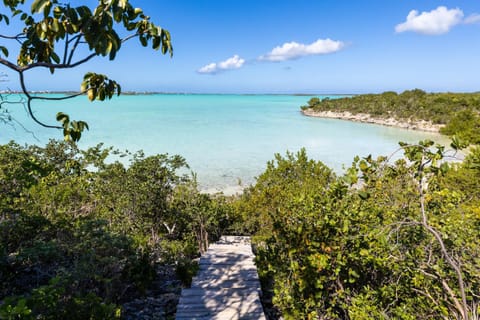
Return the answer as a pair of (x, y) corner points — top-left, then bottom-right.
(1, 94), (448, 193)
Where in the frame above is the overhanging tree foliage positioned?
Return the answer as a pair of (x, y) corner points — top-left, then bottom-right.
(0, 0), (172, 141)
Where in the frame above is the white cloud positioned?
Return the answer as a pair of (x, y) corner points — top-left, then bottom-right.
(464, 13), (480, 25)
(218, 55), (245, 69)
(258, 38), (344, 62)
(197, 63), (217, 74)
(395, 6), (464, 35)
(197, 55), (245, 74)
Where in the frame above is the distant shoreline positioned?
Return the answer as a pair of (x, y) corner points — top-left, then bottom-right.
(0, 90), (355, 96)
(301, 109), (444, 133)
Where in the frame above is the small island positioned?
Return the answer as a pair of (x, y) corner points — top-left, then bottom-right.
(301, 89), (480, 143)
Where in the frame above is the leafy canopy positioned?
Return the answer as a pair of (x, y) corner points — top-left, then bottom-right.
(0, 0), (172, 141)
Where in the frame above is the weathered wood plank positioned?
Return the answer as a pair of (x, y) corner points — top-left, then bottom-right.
(175, 236), (266, 320)
(191, 278), (261, 290)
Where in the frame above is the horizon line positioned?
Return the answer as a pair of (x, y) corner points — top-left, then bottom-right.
(0, 90), (356, 96)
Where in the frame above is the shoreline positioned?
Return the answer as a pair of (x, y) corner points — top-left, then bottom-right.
(1, 91), (355, 96)
(201, 185), (244, 196)
(301, 109), (444, 133)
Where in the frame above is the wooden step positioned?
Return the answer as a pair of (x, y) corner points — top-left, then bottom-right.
(175, 235), (266, 320)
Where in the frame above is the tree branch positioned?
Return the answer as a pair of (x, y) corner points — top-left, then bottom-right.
(418, 166), (469, 319)
(440, 277), (467, 320)
(25, 97), (62, 129)
(121, 32), (140, 43)
(67, 34), (83, 65)
(422, 221), (469, 319)
(67, 34), (83, 45)
(31, 92), (85, 101)
(0, 57), (21, 72)
(19, 72), (62, 129)
(2, 30), (148, 73)
(21, 52), (97, 71)
(0, 95), (40, 141)
(63, 33), (69, 65)
(0, 33), (26, 40)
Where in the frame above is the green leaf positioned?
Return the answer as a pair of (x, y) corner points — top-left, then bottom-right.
(113, 5), (122, 22)
(53, 6), (62, 18)
(44, 1), (52, 18)
(358, 160), (368, 172)
(56, 112), (69, 124)
(152, 36), (160, 50)
(0, 13), (10, 24)
(31, 0), (50, 14)
(139, 36), (147, 47)
(51, 18), (59, 32)
(87, 89), (95, 101)
(105, 41), (113, 54)
(450, 135), (467, 151)
(358, 191), (369, 200)
(79, 121), (89, 131)
(98, 88), (106, 100)
(51, 51), (60, 63)
(126, 22), (136, 31)
(109, 48), (117, 60)
(0, 46), (9, 57)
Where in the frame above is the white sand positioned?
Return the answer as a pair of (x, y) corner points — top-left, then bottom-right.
(302, 109), (444, 133)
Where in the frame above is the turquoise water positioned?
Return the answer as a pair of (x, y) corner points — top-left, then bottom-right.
(1, 94), (447, 193)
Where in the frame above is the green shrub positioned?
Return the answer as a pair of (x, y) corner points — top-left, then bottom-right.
(440, 109), (480, 144)
(245, 144), (480, 319)
(1, 140), (234, 318)
(0, 277), (121, 320)
(175, 258), (199, 287)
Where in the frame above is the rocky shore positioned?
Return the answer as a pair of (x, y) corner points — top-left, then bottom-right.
(302, 109), (444, 133)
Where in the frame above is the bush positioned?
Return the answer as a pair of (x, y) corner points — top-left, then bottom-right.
(0, 140), (234, 318)
(0, 276), (121, 320)
(244, 144), (480, 319)
(440, 109), (480, 145)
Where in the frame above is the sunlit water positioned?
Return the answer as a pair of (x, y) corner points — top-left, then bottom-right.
(1, 94), (448, 193)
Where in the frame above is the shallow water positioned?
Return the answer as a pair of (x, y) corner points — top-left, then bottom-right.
(1, 94), (448, 193)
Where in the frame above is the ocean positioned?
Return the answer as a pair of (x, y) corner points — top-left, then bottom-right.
(1, 94), (447, 193)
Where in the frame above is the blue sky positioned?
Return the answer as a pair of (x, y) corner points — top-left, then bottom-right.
(2, 0), (480, 93)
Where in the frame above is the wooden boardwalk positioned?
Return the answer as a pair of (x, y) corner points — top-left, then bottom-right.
(175, 236), (266, 320)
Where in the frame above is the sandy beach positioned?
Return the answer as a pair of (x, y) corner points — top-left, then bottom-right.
(301, 109), (444, 133)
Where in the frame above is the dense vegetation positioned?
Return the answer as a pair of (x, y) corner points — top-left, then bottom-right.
(1, 139), (479, 319)
(0, 140), (235, 319)
(302, 89), (480, 144)
(234, 141), (480, 319)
